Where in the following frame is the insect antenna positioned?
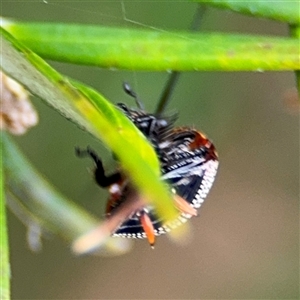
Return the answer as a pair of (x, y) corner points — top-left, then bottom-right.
(123, 82), (145, 111)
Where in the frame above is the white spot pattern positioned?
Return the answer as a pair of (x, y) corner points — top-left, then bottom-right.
(113, 159), (219, 239)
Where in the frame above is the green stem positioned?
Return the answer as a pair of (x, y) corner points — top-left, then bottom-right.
(3, 22), (299, 71)
(289, 25), (300, 99)
(0, 134), (11, 299)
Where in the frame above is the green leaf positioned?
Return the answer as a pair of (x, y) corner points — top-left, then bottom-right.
(290, 25), (300, 99)
(2, 20), (299, 71)
(2, 133), (132, 256)
(0, 27), (181, 245)
(195, 0), (300, 25)
(0, 135), (11, 299)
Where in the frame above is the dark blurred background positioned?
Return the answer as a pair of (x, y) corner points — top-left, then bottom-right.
(2, 1), (299, 299)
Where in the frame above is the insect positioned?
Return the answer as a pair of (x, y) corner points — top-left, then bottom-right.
(76, 85), (219, 247)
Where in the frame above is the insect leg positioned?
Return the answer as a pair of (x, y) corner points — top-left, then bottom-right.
(75, 146), (122, 188)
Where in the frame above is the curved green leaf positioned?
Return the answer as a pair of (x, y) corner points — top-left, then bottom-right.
(0, 27), (181, 241)
(2, 20), (299, 71)
(2, 133), (132, 256)
(195, 0), (300, 25)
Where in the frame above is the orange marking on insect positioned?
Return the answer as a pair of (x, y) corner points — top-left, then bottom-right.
(140, 212), (155, 248)
(188, 131), (218, 161)
(188, 131), (209, 150)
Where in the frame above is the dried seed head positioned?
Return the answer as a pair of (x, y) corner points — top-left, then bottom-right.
(0, 71), (38, 135)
